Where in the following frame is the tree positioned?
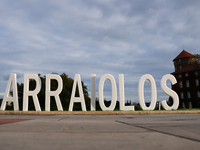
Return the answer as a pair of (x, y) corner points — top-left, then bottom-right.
(194, 54), (200, 60)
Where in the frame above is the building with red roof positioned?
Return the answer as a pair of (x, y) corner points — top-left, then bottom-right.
(171, 50), (200, 108)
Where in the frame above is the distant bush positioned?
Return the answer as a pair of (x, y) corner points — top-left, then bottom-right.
(135, 104), (142, 111)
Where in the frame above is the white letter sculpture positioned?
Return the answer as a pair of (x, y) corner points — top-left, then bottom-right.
(99, 74), (117, 111)
(91, 74), (96, 111)
(0, 74), (19, 111)
(119, 74), (134, 110)
(138, 74), (157, 110)
(45, 74), (63, 111)
(161, 74), (179, 110)
(23, 74), (41, 111)
(69, 74), (86, 111)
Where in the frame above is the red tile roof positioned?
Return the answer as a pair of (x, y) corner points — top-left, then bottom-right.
(173, 50), (195, 61)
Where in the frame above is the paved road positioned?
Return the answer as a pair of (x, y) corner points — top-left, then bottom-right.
(0, 114), (200, 150)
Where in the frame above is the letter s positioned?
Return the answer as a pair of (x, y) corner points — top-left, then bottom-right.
(161, 74), (179, 110)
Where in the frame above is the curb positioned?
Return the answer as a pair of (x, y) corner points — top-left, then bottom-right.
(0, 110), (200, 115)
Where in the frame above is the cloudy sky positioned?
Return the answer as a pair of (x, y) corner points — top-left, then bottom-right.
(0, 0), (200, 103)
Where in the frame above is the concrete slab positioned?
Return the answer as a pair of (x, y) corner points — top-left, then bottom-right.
(0, 114), (200, 150)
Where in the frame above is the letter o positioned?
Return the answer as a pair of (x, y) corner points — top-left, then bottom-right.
(99, 74), (117, 111)
(138, 74), (157, 110)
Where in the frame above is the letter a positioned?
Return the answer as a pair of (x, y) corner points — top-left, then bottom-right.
(0, 74), (19, 111)
(69, 74), (86, 111)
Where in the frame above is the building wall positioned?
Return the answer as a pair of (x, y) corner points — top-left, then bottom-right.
(172, 69), (200, 108)
(173, 58), (190, 71)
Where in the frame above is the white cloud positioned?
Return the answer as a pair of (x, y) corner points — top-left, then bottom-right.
(0, 0), (200, 102)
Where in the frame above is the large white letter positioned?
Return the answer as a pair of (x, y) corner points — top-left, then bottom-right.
(119, 74), (134, 111)
(69, 74), (86, 111)
(91, 74), (96, 111)
(99, 74), (117, 111)
(45, 74), (63, 111)
(161, 74), (179, 110)
(0, 74), (19, 111)
(138, 74), (157, 110)
(23, 74), (41, 111)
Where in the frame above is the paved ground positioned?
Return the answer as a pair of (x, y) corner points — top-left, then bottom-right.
(0, 114), (200, 150)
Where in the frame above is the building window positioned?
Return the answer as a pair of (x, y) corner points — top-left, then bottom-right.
(192, 58), (195, 61)
(179, 74), (182, 78)
(179, 59), (181, 63)
(186, 80), (190, 87)
(187, 92), (191, 99)
(185, 73), (189, 77)
(198, 91), (200, 98)
(180, 66), (182, 69)
(181, 92), (184, 99)
(195, 71), (198, 75)
(196, 79), (199, 86)
(179, 81), (183, 88)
